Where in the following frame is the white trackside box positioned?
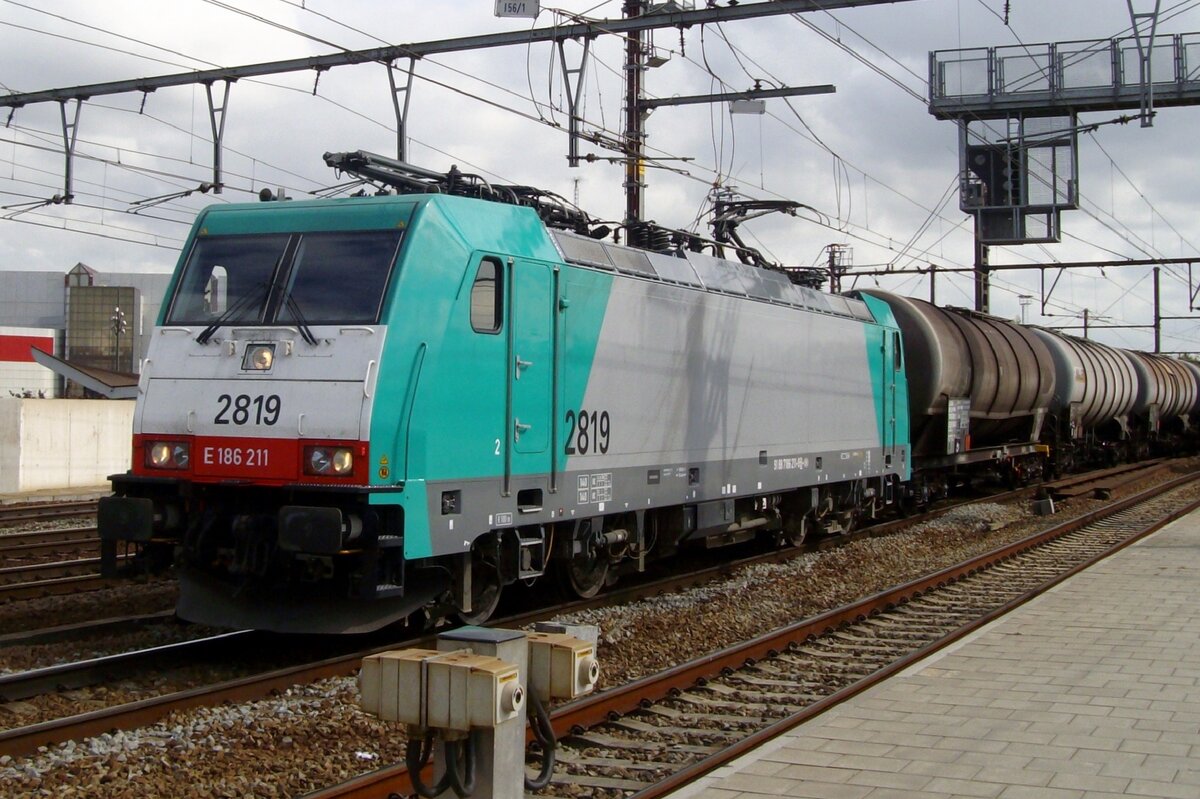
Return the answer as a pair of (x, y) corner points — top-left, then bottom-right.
(527, 632), (600, 701)
(359, 648), (441, 724)
(362, 647), (523, 732)
(426, 652), (524, 731)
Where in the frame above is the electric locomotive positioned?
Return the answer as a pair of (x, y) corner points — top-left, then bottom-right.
(98, 152), (911, 633)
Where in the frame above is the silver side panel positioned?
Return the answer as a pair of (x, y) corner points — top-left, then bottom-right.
(420, 274), (900, 557)
(577, 278), (882, 469)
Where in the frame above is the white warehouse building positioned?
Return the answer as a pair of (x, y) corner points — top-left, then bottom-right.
(0, 263), (171, 398)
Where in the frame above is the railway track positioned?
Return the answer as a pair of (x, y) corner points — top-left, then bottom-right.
(304, 470), (1200, 799)
(0, 525), (99, 559)
(0, 631), (259, 702)
(0, 555), (108, 585)
(0, 556), (132, 603)
(1046, 458), (1170, 500)
(1, 466), (1194, 786)
(0, 524), (908, 755)
(0, 500), (99, 527)
(0, 502), (113, 602)
(0, 610), (176, 648)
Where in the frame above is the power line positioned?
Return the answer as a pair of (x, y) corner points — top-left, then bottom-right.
(0, 0), (1022, 270)
(0, 0), (216, 74)
(1, 2), (921, 107)
(2, 0), (1195, 340)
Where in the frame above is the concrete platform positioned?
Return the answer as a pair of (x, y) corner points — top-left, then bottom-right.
(675, 509), (1200, 799)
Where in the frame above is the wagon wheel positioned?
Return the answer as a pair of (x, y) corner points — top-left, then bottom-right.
(454, 556), (502, 625)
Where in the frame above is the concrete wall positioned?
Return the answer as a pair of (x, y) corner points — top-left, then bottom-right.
(0, 398), (133, 493)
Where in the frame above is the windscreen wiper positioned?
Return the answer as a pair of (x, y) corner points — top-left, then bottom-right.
(196, 284), (270, 344)
(283, 294), (318, 346)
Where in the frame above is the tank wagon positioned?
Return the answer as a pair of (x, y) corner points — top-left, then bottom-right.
(1031, 329), (1139, 469)
(1126, 351), (1198, 442)
(853, 290), (1055, 493)
(851, 291), (1200, 496)
(98, 170), (909, 634)
(1183, 360), (1200, 417)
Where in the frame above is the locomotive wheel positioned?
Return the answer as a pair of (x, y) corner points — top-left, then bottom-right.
(455, 558), (502, 625)
(896, 490), (925, 517)
(556, 550), (609, 599)
(783, 515), (809, 547)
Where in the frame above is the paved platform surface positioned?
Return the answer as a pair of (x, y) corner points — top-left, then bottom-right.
(674, 510), (1200, 799)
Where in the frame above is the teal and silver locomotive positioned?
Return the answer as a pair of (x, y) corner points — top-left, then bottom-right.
(100, 152), (916, 633)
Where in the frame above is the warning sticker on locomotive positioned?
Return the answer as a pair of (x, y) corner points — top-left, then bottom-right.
(576, 472), (613, 505)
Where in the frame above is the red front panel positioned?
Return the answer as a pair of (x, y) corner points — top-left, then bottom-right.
(133, 434), (371, 485)
(193, 436), (300, 481)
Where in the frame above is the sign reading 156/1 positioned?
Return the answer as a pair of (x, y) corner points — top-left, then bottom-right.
(495, 0), (538, 18)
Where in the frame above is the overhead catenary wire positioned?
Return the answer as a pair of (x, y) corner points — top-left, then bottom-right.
(790, 0), (1200, 339)
(57, 1), (708, 196)
(0, 0), (1196, 344)
(0, 7), (1131, 296)
(0, 0), (990, 261)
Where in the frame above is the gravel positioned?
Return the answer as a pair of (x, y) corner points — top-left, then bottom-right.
(0, 580), (178, 637)
(0, 676), (405, 798)
(0, 515), (101, 538)
(556, 500), (1033, 685)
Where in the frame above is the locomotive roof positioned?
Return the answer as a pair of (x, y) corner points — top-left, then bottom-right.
(189, 193), (876, 325)
(550, 229), (877, 324)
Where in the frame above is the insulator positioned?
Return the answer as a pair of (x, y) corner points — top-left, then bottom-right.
(628, 223), (672, 253)
(650, 227), (672, 252)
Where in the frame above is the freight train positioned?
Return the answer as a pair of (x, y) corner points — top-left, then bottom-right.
(98, 151), (1199, 634)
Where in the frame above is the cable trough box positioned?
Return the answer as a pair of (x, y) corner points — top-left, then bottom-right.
(359, 648), (524, 730)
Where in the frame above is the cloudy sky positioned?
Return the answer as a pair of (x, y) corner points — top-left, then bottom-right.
(2, 0), (1200, 351)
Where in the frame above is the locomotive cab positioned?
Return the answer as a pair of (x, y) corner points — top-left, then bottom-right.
(100, 197), (435, 633)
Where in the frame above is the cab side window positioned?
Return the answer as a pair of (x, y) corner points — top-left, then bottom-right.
(470, 258), (503, 333)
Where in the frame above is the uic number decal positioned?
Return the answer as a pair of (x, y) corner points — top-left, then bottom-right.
(215, 394), (281, 426)
(206, 446), (270, 467)
(565, 409), (610, 455)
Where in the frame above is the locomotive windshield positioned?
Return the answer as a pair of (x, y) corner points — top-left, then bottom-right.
(166, 229), (403, 326)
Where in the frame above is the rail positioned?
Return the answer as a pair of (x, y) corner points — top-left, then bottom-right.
(0, 500), (99, 526)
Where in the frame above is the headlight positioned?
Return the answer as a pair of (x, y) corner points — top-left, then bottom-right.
(146, 441), (190, 470)
(242, 343), (275, 371)
(304, 446), (354, 476)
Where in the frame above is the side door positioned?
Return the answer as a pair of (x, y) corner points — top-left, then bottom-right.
(507, 259), (556, 480)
